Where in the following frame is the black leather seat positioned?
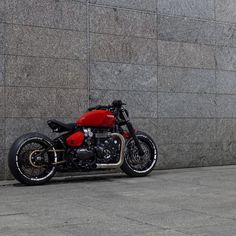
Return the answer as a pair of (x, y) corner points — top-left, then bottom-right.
(47, 120), (77, 133)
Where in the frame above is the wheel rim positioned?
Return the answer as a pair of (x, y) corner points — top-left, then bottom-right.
(125, 136), (157, 173)
(16, 138), (56, 181)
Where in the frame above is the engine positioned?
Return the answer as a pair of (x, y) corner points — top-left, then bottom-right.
(95, 134), (120, 164)
(70, 129), (121, 169)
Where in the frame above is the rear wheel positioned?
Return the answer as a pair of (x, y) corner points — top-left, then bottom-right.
(121, 131), (158, 177)
(8, 133), (57, 185)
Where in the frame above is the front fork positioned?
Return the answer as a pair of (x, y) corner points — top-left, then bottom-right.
(126, 121), (144, 156)
(119, 108), (144, 156)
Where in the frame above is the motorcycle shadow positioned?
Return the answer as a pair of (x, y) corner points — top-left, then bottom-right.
(13, 170), (165, 187)
(13, 172), (127, 187)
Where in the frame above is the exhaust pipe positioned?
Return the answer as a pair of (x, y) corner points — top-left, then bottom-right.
(96, 133), (126, 169)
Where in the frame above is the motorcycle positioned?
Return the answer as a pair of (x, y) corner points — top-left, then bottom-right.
(8, 100), (158, 185)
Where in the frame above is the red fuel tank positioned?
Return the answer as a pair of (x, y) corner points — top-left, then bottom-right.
(77, 110), (115, 128)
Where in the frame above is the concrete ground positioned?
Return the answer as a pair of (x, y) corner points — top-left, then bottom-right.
(1, 166), (236, 236)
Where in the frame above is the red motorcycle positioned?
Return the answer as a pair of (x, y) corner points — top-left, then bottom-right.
(8, 100), (158, 185)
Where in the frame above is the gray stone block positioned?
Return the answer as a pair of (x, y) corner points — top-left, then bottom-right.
(158, 15), (215, 45)
(89, 0), (157, 11)
(5, 25), (87, 60)
(0, 23), (5, 55)
(215, 46), (236, 71)
(90, 62), (157, 91)
(215, 22), (236, 47)
(0, 119), (5, 150)
(216, 95), (236, 118)
(157, 118), (216, 144)
(55, 89), (88, 118)
(157, 143), (220, 170)
(0, 150), (5, 180)
(0, 1), (5, 22)
(0, 55), (4, 86)
(5, 56), (88, 89)
(90, 6), (156, 38)
(0, 87), (4, 118)
(216, 119), (236, 144)
(216, 0), (236, 23)
(159, 93), (216, 118)
(5, 87), (88, 118)
(5, 117), (77, 149)
(161, 141), (236, 168)
(132, 118), (158, 143)
(4, 165), (14, 180)
(216, 70), (236, 94)
(5, 87), (56, 118)
(90, 33), (157, 65)
(89, 89), (157, 118)
(5, 118), (52, 149)
(158, 66), (215, 93)
(158, 41), (215, 69)
(158, 0), (214, 19)
(5, 0), (87, 31)
(213, 142), (236, 165)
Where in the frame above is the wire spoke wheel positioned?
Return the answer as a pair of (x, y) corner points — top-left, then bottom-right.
(8, 133), (58, 185)
(121, 132), (158, 177)
(126, 140), (153, 171)
(16, 138), (56, 181)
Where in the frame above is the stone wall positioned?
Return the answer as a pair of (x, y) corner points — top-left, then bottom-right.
(1, 0), (236, 179)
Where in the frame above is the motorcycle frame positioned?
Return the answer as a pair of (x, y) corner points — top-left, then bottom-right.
(32, 106), (144, 170)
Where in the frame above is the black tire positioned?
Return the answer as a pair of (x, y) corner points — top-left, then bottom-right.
(8, 133), (57, 186)
(121, 131), (158, 177)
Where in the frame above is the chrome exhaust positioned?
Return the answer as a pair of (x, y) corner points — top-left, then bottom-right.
(96, 133), (126, 169)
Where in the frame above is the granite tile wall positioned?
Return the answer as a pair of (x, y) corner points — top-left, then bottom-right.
(0, 0), (236, 179)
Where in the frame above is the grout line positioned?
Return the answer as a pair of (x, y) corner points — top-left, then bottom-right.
(91, 62), (236, 74)
(1, 54), (88, 62)
(2, 20), (236, 48)
(1, 21), (87, 33)
(89, 31), (216, 46)
(88, 2), (157, 14)
(1, 53), (236, 74)
(3, 116), (236, 120)
(3, 85), (88, 91)
(3, 85), (236, 96)
(2, 14), (236, 47)
(89, 3), (157, 15)
(2, 19), (6, 179)
(85, 2), (236, 27)
(156, 0), (159, 120)
(157, 13), (215, 23)
(90, 88), (236, 96)
(86, 1), (91, 108)
(157, 117), (236, 120)
(89, 30), (157, 40)
(214, 0), (218, 150)
(1, 10), (236, 33)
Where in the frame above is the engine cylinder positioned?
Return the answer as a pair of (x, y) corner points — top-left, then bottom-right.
(76, 149), (94, 160)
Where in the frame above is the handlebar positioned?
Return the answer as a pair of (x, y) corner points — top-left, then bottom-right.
(88, 105), (112, 111)
(88, 100), (126, 111)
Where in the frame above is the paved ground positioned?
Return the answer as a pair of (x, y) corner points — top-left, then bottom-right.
(1, 166), (236, 236)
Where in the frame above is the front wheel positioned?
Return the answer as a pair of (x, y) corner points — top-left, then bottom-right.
(121, 131), (158, 177)
(8, 133), (57, 185)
